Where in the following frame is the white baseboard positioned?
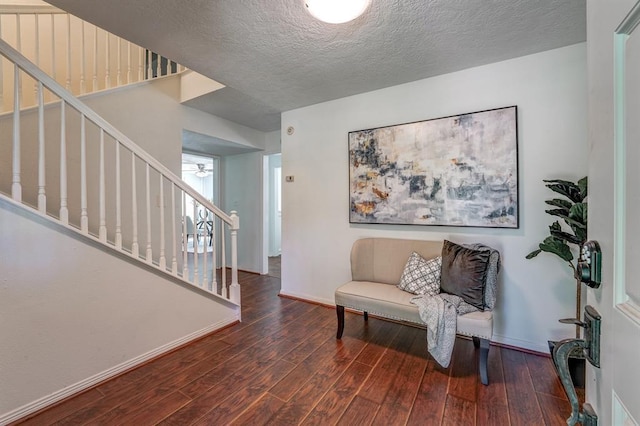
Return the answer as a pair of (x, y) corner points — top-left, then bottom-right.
(491, 333), (550, 354)
(278, 290), (335, 306)
(0, 315), (239, 426)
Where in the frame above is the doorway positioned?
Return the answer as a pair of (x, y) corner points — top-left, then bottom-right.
(263, 153), (281, 278)
(181, 152), (220, 254)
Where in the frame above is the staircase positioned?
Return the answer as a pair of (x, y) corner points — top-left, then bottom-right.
(0, 5), (185, 111)
(0, 11), (242, 423)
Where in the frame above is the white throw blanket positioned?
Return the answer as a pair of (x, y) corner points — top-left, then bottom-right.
(411, 294), (477, 367)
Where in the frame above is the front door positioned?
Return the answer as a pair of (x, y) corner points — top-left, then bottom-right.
(588, 0), (640, 423)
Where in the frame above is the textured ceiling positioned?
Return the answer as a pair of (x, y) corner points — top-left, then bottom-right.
(47, 0), (586, 132)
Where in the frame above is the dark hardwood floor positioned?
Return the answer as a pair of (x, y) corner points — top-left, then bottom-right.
(16, 271), (573, 425)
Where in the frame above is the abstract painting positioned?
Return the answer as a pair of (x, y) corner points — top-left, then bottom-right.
(349, 106), (518, 228)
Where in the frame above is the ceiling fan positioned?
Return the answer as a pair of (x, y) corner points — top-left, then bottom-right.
(182, 163), (214, 178)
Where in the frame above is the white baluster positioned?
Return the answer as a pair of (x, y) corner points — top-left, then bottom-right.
(105, 32), (110, 88)
(34, 14), (39, 100)
(99, 129), (107, 242)
(66, 14), (71, 90)
(131, 152), (139, 257)
(15, 16), (22, 104)
(59, 101), (68, 224)
(92, 25), (98, 91)
(116, 37), (121, 86)
(51, 14), (56, 83)
(211, 214), (217, 292)
(229, 211), (240, 304)
(115, 141), (122, 249)
(138, 46), (143, 82)
(159, 175), (166, 270)
(203, 208), (208, 290)
(221, 219), (226, 297)
(171, 183), (178, 274)
(182, 192), (188, 278)
(37, 82), (46, 213)
(214, 215), (218, 293)
(145, 163), (152, 263)
(80, 21), (85, 94)
(127, 41), (132, 84)
(80, 114), (88, 233)
(11, 64), (21, 202)
(193, 199), (199, 285)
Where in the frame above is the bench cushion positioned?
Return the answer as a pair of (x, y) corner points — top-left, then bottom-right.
(335, 280), (493, 339)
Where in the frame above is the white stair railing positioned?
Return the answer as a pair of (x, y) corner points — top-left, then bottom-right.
(0, 38), (240, 305)
(0, 7), (186, 112)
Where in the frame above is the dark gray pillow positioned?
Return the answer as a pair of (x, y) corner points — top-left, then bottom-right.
(440, 240), (491, 310)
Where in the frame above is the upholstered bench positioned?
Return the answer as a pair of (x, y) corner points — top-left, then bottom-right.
(335, 238), (500, 385)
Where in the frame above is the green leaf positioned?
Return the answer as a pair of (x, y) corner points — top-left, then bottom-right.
(550, 228), (582, 245)
(578, 176), (588, 200)
(570, 223), (587, 243)
(526, 249), (542, 259)
(544, 180), (583, 203)
(569, 203), (587, 225)
(539, 236), (574, 262)
(545, 198), (573, 211)
(546, 209), (587, 229)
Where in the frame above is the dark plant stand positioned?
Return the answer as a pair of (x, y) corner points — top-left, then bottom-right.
(549, 340), (585, 388)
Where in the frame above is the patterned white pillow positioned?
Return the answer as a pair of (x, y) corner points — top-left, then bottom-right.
(398, 252), (442, 296)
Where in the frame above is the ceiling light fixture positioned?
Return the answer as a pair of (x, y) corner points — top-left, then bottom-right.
(194, 164), (210, 178)
(304, 0), (371, 24)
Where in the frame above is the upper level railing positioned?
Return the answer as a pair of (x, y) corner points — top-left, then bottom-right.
(0, 38), (240, 305)
(0, 6), (185, 112)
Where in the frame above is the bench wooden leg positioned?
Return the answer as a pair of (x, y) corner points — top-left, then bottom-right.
(363, 311), (368, 321)
(472, 336), (480, 348)
(336, 305), (345, 339)
(478, 338), (490, 385)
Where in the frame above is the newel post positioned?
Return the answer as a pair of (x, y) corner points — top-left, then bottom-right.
(229, 211), (241, 305)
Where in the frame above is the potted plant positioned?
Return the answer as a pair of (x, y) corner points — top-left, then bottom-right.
(526, 176), (587, 386)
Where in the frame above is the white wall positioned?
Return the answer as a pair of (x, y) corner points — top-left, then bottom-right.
(224, 152), (263, 273)
(268, 154), (282, 257)
(0, 199), (238, 421)
(281, 43), (587, 353)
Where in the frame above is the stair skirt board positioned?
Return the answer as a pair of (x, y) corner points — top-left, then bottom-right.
(0, 316), (239, 425)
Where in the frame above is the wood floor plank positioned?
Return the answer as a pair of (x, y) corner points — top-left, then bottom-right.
(16, 389), (104, 426)
(268, 334), (351, 402)
(357, 325), (417, 404)
(537, 393), (572, 425)
(448, 338), (478, 402)
(301, 361), (373, 425)
(116, 391), (191, 425)
(337, 395), (380, 426)
(353, 317), (403, 367)
(372, 327), (428, 425)
(406, 360), (450, 425)
(524, 352), (567, 400)
(192, 360), (296, 425)
(179, 302), (320, 399)
(267, 336), (368, 424)
(476, 344), (510, 426)
(19, 271), (567, 426)
(229, 393), (285, 426)
(442, 394), (476, 426)
(501, 347), (545, 425)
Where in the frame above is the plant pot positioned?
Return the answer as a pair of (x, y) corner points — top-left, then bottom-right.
(548, 340), (586, 389)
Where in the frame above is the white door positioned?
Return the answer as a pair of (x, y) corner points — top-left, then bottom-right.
(588, 1), (640, 423)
